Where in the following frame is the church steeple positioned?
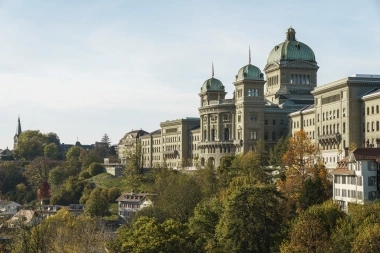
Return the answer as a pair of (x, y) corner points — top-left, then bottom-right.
(14, 116), (22, 149)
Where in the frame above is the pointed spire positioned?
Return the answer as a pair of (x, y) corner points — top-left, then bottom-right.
(249, 46), (251, 64)
(212, 62), (214, 77)
(15, 115), (22, 136)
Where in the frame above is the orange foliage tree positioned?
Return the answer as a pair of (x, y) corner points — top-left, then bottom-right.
(277, 130), (321, 201)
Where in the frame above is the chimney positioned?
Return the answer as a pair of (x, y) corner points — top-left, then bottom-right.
(376, 138), (380, 148)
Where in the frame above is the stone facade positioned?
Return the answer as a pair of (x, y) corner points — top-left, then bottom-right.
(116, 27), (320, 169)
(289, 75), (380, 170)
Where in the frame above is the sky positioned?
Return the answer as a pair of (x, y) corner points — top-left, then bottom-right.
(1, 0), (380, 148)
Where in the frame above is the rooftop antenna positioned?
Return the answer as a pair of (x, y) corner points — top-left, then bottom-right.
(249, 46), (251, 64)
(212, 62), (214, 77)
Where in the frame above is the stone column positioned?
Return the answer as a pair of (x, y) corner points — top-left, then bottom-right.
(231, 113), (235, 139)
(207, 115), (210, 141)
(217, 113), (221, 141)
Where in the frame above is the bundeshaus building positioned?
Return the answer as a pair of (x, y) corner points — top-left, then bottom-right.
(117, 27), (380, 170)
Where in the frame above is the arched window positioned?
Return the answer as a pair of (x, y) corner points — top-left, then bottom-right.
(377, 105), (379, 113)
(224, 128), (230, 140)
(377, 121), (380, 131)
(367, 107), (370, 115)
(367, 122), (370, 132)
(372, 106), (374, 114)
(203, 130), (207, 141)
(337, 109), (339, 118)
(372, 122), (375, 131)
(343, 122), (346, 133)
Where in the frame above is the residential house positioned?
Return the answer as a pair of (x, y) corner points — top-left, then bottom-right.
(0, 201), (21, 216)
(116, 192), (153, 223)
(330, 140), (380, 211)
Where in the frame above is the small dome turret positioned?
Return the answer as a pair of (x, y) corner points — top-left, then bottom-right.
(201, 77), (224, 92)
(236, 64), (264, 81)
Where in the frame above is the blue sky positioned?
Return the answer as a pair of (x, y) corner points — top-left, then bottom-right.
(1, 0), (379, 148)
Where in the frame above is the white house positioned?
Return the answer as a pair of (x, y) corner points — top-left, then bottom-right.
(0, 201), (21, 216)
(116, 192), (154, 222)
(331, 143), (380, 211)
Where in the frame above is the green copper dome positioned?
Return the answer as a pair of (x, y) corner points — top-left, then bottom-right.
(236, 64), (264, 80)
(267, 27), (315, 64)
(201, 77), (224, 92)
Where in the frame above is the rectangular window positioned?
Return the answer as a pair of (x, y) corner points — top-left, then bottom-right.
(280, 120), (284, 125)
(265, 119), (268, 125)
(357, 191), (363, 200)
(369, 191), (378, 201)
(342, 176), (346, 184)
(273, 120), (276, 125)
(369, 176), (377, 186)
(351, 190), (356, 198)
(357, 176), (362, 186)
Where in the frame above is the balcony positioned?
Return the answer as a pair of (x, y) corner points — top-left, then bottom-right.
(198, 140), (234, 148)
(208, 99), (235, 105)
(318, 133), (341, 144)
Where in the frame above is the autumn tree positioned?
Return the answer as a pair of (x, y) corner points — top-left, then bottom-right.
(38, 180), (50, 202)
(278, 130), (321, 203)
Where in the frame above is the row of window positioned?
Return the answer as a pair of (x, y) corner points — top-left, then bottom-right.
(247, 88), (260, 97)
(364, 105), (380, 115)
(335, 188), (363, 200)
(267, 75), (279, 86)
(364, 121), (380, 132)
(334, 175), (362, 186)
(265, 119), (284, 125)
(290, 74), (311, 85)
(319, 108), (345, 122)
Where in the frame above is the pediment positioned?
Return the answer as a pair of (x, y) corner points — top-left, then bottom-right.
(284, 60), (317, 68)
(264, 63), (279, 72)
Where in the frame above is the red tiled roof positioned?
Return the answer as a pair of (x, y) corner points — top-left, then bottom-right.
(352, 148), (380, 160)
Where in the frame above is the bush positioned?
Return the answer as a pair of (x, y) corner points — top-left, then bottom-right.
(88, 163), (105, 177)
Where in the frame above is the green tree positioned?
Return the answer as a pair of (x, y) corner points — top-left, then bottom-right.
(101, 133), (111, 146)
(88, 162), (105, 177)
(153, 172), (203, 223)
(110, 216), (197, 253)
(85, 188), (109, 217)
(298, 177), (327, 211)
(65, 146), (85, 160)
(24, 157), (60, 190)
(215, 181), (284, 253)
(45, 132), (61, 146)
(269, 136), (289, 167)
(280, 201), (345, 253)
(189, 197), (223, 252)
(11, 209), (109, 253)
(44, 143), (59, 160)
(0, 161), (25, 195)
(13, 130), (47, 160)
(107, 187), (121, 202)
